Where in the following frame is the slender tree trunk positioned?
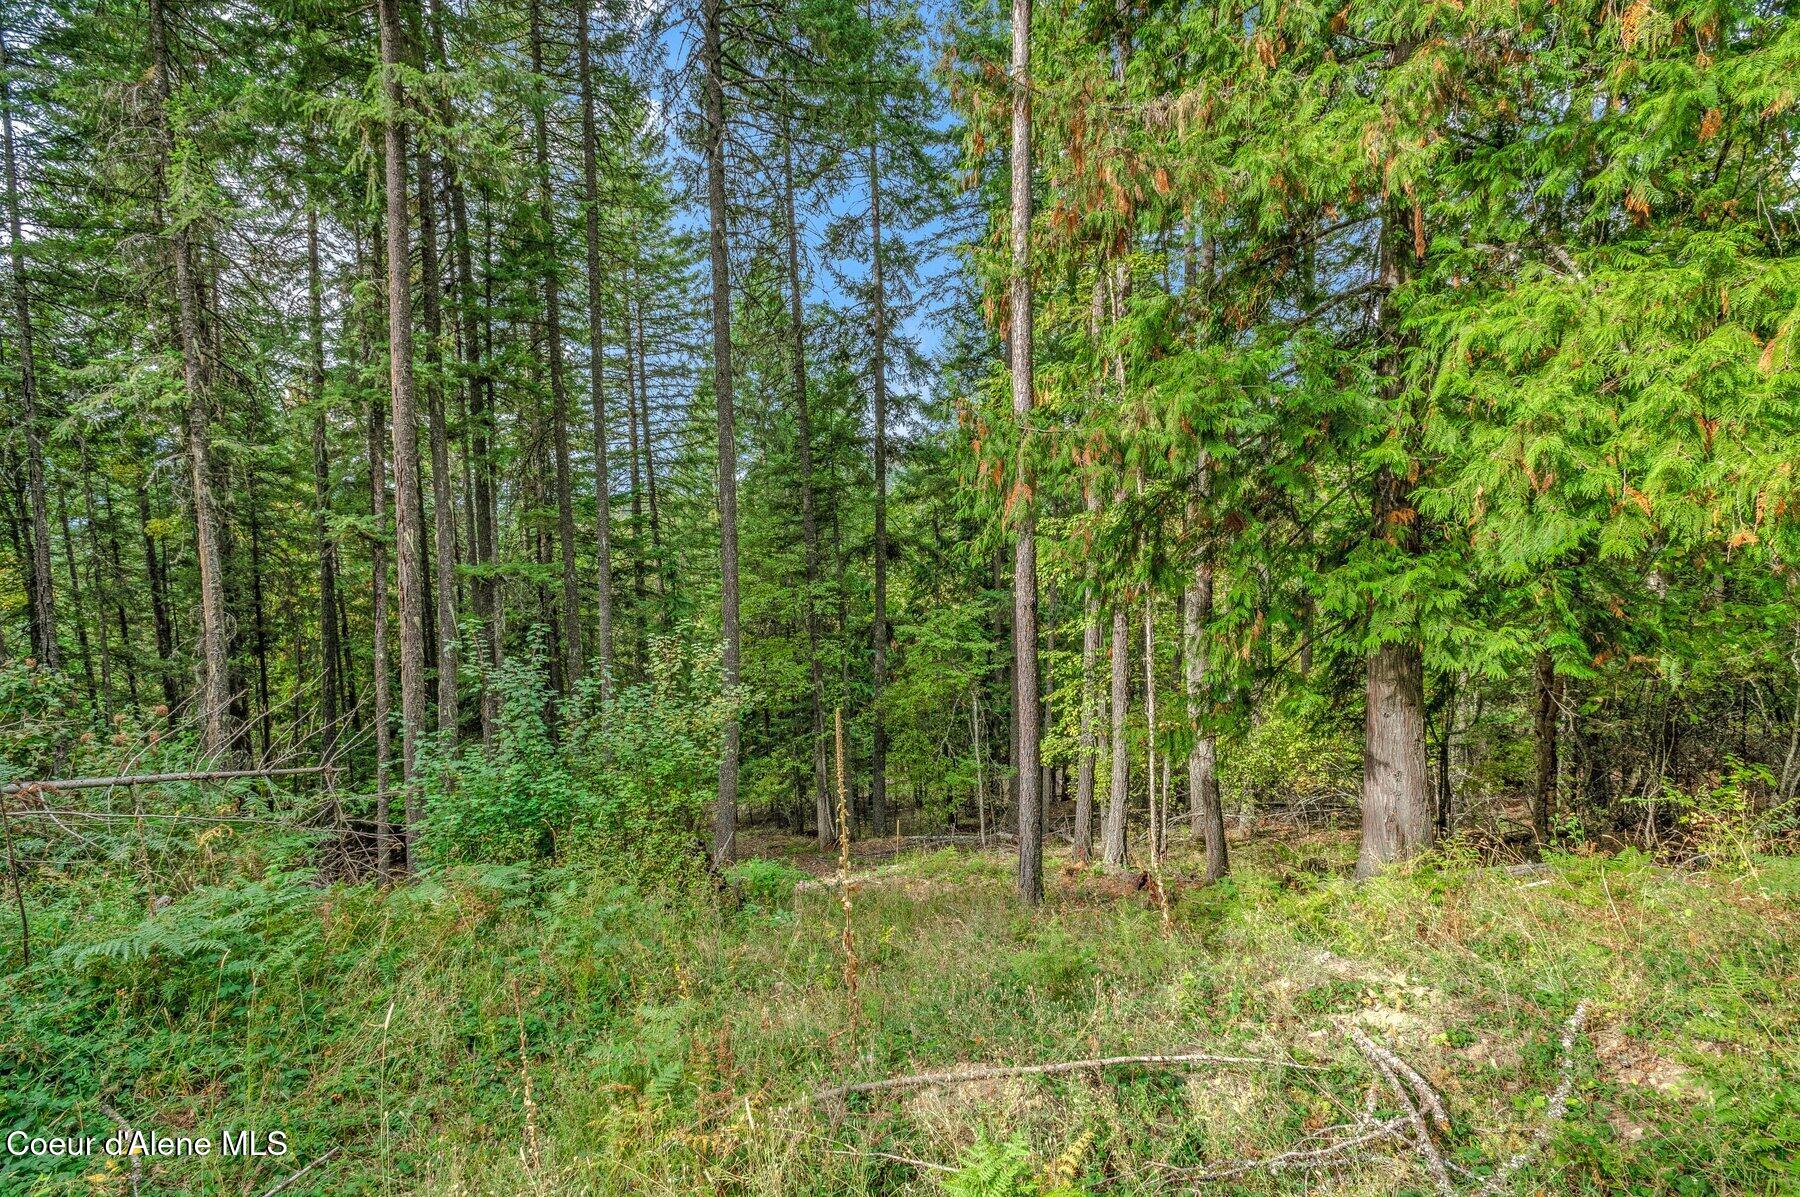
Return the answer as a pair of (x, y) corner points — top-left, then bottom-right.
(54, 476), (95, 698)
(1102, 601), (1129, 866)
(634, 293), (663, 594)
(624, 323), (646, 664)
(455, 179), (500, 743)
(1074, 490), (1101, 864)
(0, 24), (56, 672)
(1532, 649), (1557, 845)
(368, 351), (395, 880)
(1184, 492), (1226, 880)
(1009, 0), (1042, 904)
(245, 473), (273, 762)
(1142, 587), (1158, 861)
(528, 0), (582, 692)
(308, 211), (341, 763)
(867, 121), (892, 840)
(780, 127), (832, 850)
(376, 0), (428, 863)
(136, 476), (178, 707)
(418, 147), (459, 738)
(577, 1), (613, 691)
(703, 0), (740, 867)
(148, 0), (232, 758)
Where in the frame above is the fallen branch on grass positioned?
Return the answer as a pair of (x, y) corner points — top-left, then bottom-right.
(1467, 1002), (1588, 1197)
(1156, 1116), (1407, 1183)
(1349, 1026), (1456, 1196)
(810, 1050), (1328, 1106)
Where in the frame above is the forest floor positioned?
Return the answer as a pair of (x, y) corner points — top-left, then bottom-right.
(4, 823), (1798, 1195)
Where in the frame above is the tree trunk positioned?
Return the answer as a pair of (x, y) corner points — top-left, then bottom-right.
(703, 0), (740, 867)
(867, 120), (892, 841)
(308, 211), (340, 764)
(1532, 649), (1557, 845)
(528, 0), (582, 693)
(1355, 204), (1432, 878)
(1009, 0), (1042, 905)
(634, 293), (664, 597)
(1073, 489), (1101, 864)
(780, 126), (833, 851)
(1102, 601), (1129, 867)
(577, 1), (613, 691)
(136, 475), (179, 707)
(1184, 495), (1226, 880)
(624, 296), (645, 667)
(418, 146), (459, 738)
(0, 23), (57, 672)
(376, 0), (428, 862)
(1143, 587), (1159, 862)
(148, 0), (232, 758)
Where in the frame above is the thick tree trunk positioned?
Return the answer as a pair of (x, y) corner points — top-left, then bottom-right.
(307, 212), (340, 764)
(1358, 638), (1431, 876)
(148, 0), (232, 759)
(1102, 601), (1130, 867)
(1356, 199), (1432, 877)
(780, 128), (833, 851)
(0, 25), (57, 672)
(577, 1), (613, 691)
(376, 0), (428, 863)
(1009, 0), (1041, 905)
(703, 0), (740, 867)
(1532, 649), (1557, 845)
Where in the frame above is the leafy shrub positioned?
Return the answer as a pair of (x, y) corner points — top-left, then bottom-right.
(1218, 707), (1358, 819)
(422, 637), (725, 884)
(564, 636), (725, 882)
(421, 648), (579, 864)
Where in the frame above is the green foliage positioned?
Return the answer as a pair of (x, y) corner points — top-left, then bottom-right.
(423, 638), (724, 882)
(944, 1132), (1038, 1197)
(726, 857), (811, 910)
(422, 649), (580, 864)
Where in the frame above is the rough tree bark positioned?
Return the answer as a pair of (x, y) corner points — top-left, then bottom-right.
(417, 146), (459, 739)
(528, 0), (582, 692)
(148, 0), (232, 758)
(1184, 489), (1226, 880)
(1102, 601), (1130, 867)
(376, 0), (427, 864)
(867, 116), (892, 840)
(0, 23), (57, 672)
(307, 211), (340, 764)
(703, 0), (741, 867)
(577, 0), (613, 690)
(780, 125), (833, 850)
(1532, 649), (1557, 845)
(1009, 0), (1042, 905)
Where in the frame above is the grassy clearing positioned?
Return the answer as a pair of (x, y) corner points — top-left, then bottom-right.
(2, 832), (1797, 1195)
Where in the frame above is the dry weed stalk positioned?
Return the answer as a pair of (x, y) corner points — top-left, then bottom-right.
(833, 708), (859, 1031)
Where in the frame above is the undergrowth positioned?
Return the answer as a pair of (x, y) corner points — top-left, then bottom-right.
(1, 833), (1796, 1195)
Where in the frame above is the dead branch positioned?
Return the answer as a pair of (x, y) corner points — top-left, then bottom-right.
(811, 1050), (1328, 1106)
(1345, 1024), (1451, 1132)
(259, 1147), (341, 1197)
(1347, 1027), (1455, 1197)
(1469, 1003), (1588, 1197)
(4, 766), (332, 794)
(1157, 1116), (1406, 1183)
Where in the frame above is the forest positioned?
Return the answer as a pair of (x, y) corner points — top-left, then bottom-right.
(0, 0), (1798, 1191)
